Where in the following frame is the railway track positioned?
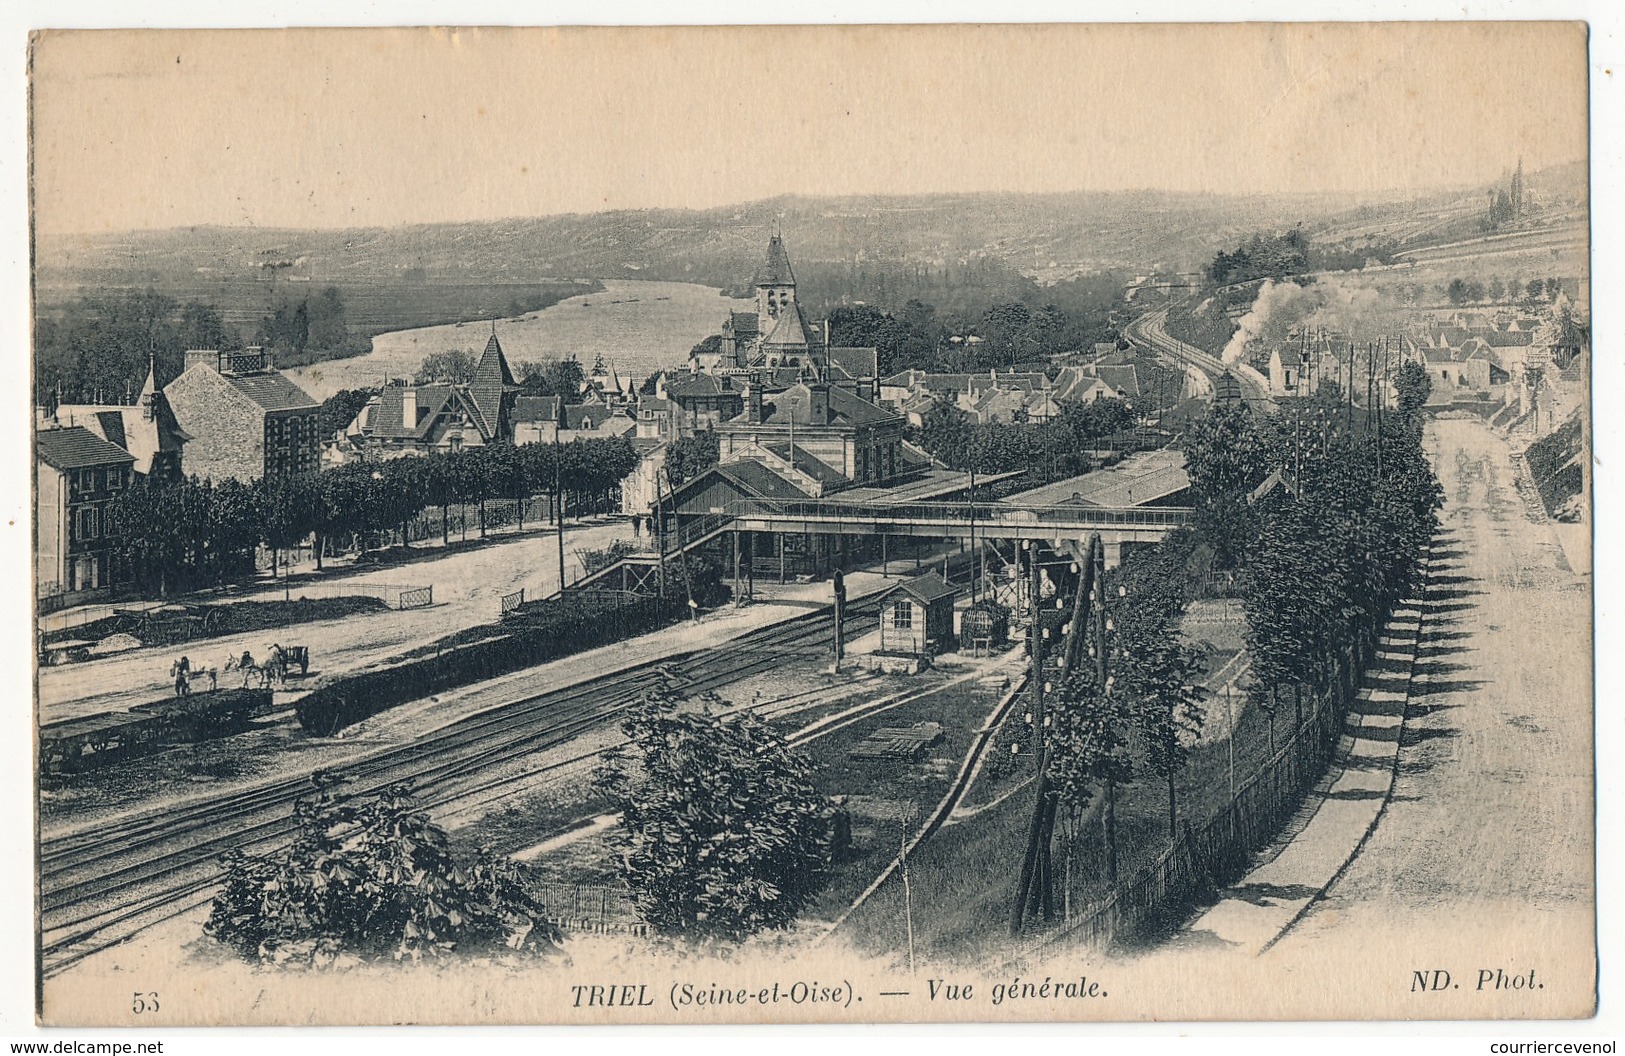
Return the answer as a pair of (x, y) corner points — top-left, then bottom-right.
(40, 585), (909, 976)
(1125, 306), (1274, 410)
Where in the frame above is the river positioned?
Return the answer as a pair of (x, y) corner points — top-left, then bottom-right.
(285, 279), (752, 401)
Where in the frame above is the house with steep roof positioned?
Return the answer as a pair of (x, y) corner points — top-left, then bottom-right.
(164, 347), (320, 481)
(620, 436), (669, 527)
(655, 371), (747, 436)
(900, 391), (940, 428)
(1054, 363), (1140, 404)
(970, 386), (1032, 425)
(49, 356), (190, 480)
(339, 333), (541, 459)
(512, 395), (564, 445)
(1024, 389), (1063, 425)
(37, 425), (136, 597)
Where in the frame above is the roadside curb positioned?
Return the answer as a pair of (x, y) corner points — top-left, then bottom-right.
(1180, 541), (1435, 954)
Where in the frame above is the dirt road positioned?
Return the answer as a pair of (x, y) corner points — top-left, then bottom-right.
(1266, 416), (1594, 1014)
(38, 519), (638, 723)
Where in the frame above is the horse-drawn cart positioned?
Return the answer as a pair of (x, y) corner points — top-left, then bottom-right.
(40, 639), (94, 666)
(281, 645), (311, 676)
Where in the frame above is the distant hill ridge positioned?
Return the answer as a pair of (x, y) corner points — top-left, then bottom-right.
(38, 166), (1587, 293)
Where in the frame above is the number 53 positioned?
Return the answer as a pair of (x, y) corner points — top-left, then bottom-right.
(132, 992), (159, 1014)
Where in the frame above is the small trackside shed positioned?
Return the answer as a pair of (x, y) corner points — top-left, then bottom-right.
(876, 572), (958, 658)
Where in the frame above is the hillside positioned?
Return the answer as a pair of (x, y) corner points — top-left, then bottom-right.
(37, 188), (1423, 300)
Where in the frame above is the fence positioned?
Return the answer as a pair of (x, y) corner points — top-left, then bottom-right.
(254, 580), (425, 605)
(533, 883), (647, 936)
(500, 588), (526, 616)
(731, 497), (1193, 531)
(397, 586), (434, 610)
(1034, 684), (1343, 953)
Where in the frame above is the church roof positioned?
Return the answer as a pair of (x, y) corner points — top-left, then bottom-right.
(763, 303), (813, 348)
(755, 235), (796, 287)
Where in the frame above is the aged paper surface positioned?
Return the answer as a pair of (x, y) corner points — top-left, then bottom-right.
(28, 22), (1594, 1027)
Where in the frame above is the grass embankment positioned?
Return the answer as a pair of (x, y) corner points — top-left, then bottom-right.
(1524, 411), (1584, 520)
(834, 660), (1292, 967)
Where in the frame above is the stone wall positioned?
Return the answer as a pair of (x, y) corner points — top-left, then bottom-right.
(164, 366), (266, 483)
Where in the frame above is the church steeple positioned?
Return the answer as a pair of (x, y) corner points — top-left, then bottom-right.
(755, 233), (798, 336)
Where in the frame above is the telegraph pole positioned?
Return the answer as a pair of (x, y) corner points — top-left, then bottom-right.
(554, 433), (567, 592)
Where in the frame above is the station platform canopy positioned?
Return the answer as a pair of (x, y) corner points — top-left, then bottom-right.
(1005, 449), (1190, 508)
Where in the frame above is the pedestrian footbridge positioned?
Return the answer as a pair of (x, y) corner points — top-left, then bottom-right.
(573, 496), (1190, 593)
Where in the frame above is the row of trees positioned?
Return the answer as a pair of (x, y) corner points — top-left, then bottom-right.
(1445, 275), (1568, 307)
(826, 294), (1122, 377)
(110, 435), (643, 597)
(1238, 368), (1442, 731)
(1025, 364), (1442, 907)
(36, 288), (365, 409)
(914, 397), (1135, 482)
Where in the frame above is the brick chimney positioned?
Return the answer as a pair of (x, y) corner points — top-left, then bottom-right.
(184, 349), (221, 373)
(807, 382), (829, 423)
(745, 383), (764, 424)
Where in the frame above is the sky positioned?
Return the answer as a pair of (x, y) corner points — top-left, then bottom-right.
(30, 21), (1590, 235)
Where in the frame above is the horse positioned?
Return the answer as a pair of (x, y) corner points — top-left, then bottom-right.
(193, 662), (219, 692)
(225, 651), (272, 690)
(229, 646), (291, 689)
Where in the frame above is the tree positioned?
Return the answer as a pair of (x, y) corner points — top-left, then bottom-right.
(665, 431), (720, 487)
(918, 400), (973, 470)
(1394, 361), (1432, 425)
(177, 301), (233, 352)
(516, 356), (586, 399)
(1183, 402), (1267, 569)
(306, 286), (352, 351)
(205, 781), (563, 967)
(417, 348), (478, 385)
(1488, 276), (1507, 303)
(1059, 397), (1133, 446)
(1446, 278), (1470, 306)
(256, 472), (319, 577)
(1046, 671), (1134, 884)
(317, 388), (378, 439)
(1124, 640), (1208, 840)
(592, 693), (838, 941)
